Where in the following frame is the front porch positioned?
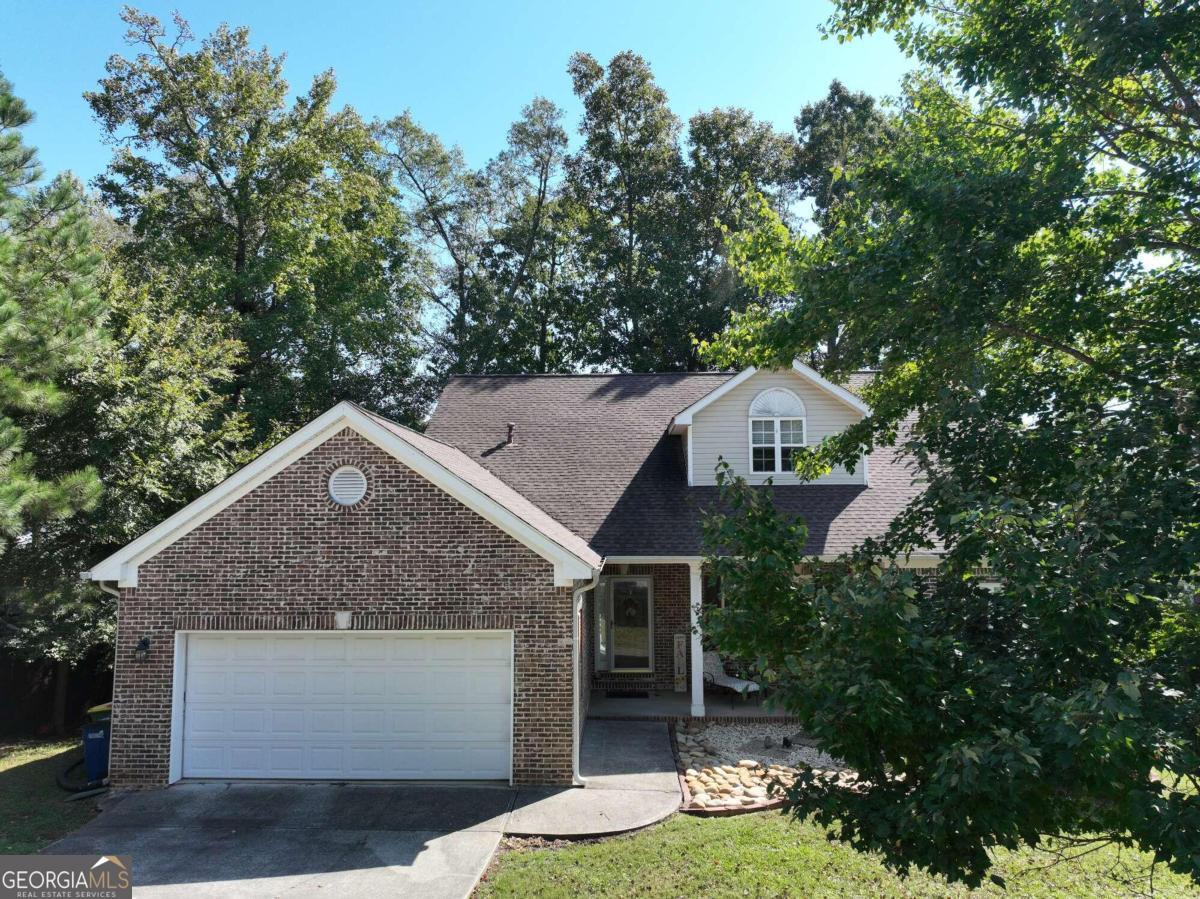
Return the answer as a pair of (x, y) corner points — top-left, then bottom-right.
(587, 687), (792, 720)
(583, 559), (791, 722)
(580, 561), (787, 720)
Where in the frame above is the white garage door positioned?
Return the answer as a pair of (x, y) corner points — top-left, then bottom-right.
(180, 631), (512, 780)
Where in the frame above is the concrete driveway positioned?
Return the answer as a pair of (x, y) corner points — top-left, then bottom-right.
(44, 721), (681, 898)
(46, 782), (511, 898)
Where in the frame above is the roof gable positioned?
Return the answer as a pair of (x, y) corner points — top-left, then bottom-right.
(672, 361), (870, 427)
(86, 402), (601, 588)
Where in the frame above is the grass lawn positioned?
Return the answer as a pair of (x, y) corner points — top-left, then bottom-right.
(0, 740), (101, 853)
(477, 811), (1195, 898)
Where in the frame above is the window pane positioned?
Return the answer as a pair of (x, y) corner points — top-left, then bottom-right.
(752, 446), (775, 472)
(781, 445), (797, 470)
(751, 419), (774, 444)
(779, 418), (804, 444)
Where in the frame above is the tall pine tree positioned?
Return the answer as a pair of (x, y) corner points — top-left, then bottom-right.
(0, 74), (106, 552)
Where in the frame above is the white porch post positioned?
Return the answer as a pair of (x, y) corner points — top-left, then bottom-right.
(688, 560), (705, 717)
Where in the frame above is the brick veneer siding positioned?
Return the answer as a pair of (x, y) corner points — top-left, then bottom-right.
(110, 428), (576, 787)
(588, 563), (692, 693)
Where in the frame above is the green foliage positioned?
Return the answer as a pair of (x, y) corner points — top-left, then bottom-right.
(1, 209), (247, 667)
(87, 9), (430, 438)
(704, 0), (1200, 888)
(378, 98), (591, 376)
(567, 52), (795, 371)
(0, 73), (106, 553)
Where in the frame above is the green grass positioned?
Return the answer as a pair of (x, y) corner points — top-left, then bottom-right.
(478, 811), (1195, 898)
(0, 740), (101, 853)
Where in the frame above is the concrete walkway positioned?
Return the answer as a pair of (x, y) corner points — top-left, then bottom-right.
(45, 721), (681, 898)
(506, 720), (681, 837)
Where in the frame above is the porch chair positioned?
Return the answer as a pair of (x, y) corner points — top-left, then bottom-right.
(702, 651), (761, 708)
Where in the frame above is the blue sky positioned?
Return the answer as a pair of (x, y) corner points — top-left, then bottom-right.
(2, 0), (914, 185)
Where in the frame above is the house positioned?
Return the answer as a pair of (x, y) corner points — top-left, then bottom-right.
(85, 362), (927, 789)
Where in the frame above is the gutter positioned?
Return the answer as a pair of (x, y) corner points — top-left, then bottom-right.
(571, 565), (603, 786)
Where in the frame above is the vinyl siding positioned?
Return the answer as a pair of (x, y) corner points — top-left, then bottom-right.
(690, 370), (866, 486)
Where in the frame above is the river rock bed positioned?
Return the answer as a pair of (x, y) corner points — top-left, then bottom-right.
(675, 721), (850, 811)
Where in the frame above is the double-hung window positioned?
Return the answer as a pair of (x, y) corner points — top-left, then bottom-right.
(748, 388), (807, 474)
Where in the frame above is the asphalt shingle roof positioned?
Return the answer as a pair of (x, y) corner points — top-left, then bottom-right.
(425, 372), (921, 558)
(355, 404), (601, 569)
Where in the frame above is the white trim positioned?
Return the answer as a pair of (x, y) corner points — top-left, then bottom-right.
(84, 402), (599, 589)
(170, 628), (516, 784)
(603, 555), (704, 565)
(168, 632), (186, 783)
(688, 561), (705, 717)
(671, 361), (870, 428)
(603, 553), (942, 567)
(686, 426), (694, 487)
(748, 414), (807, 475)
(671, 367), (759, 426)
(790, 360), (871, 415)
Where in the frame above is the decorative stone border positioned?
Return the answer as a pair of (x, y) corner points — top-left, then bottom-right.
(669, 722), (792, 817)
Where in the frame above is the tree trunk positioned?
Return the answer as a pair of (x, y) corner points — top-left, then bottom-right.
(53, 659), (69, 736)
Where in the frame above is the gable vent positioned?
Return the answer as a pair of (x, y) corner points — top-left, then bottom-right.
(328, 465), (367, 506)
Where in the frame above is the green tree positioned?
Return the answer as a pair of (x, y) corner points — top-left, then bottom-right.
(790, 81), (893, 367)
(792, 80), (892, 230)
(87, 9), (430, 438)
(0, 74), (106, 554)
(567, 52), (794, 371)
(378, 98), (585, 375)
(704, 0), (1200, 888)
(0, 74), (106, 732)
(1, 206), (245, 731)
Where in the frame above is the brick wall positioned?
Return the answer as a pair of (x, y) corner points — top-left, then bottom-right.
(111, 428), (576, 787)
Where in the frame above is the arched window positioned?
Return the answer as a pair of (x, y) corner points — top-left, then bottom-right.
(748, 388), (806, 473)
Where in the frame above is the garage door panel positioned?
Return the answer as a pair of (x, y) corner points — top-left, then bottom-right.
(312, 637), (347, 661)
(232, 637), (270, 660)
(230, 709), (265, 734)
(273, 671), (306, 696)
(311, 671), (345, 696)
(270, 709), (305, 735)
(352, 670), (388, 697)
(181, 632), (512, 780)
(352, 637), (388, 660)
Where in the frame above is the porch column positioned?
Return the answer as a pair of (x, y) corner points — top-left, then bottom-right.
(689, 560), (705, 717)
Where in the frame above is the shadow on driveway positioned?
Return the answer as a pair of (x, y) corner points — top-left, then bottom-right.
(46, 782), (513, 899)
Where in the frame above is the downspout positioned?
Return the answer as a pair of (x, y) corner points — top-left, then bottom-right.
(571, 565), (603, 787)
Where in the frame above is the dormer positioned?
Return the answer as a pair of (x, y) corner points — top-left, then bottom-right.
(671, 361), (871, 487)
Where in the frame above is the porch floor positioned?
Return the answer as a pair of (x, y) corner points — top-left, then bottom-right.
(587, 687), (792, 719)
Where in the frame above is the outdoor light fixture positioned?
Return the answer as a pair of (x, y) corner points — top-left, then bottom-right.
(134, 637), (151, 662)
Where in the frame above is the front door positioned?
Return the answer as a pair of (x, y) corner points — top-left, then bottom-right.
(593, 576), (653, 673)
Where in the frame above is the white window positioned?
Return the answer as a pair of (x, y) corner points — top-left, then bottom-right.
(594, 576), (653, 673)
(748, 388), (807, 474)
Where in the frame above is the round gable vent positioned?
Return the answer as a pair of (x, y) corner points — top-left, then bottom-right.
(328, 465), (368, 506)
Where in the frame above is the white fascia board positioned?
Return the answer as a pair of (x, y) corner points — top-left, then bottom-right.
(790, 360), (871, 416)
(671, 367), (758, 427)
(85, 401), (599, 589)
(672, 361), (870, 429)
(603, 555), (705, 565)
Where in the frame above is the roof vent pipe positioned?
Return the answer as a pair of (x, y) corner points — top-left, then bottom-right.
(507, 422), (516, 445)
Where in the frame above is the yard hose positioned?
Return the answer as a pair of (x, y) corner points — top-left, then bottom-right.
(56, 757), (106, 793)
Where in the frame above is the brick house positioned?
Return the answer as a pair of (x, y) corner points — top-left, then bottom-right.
(86, 362), (925, 787)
